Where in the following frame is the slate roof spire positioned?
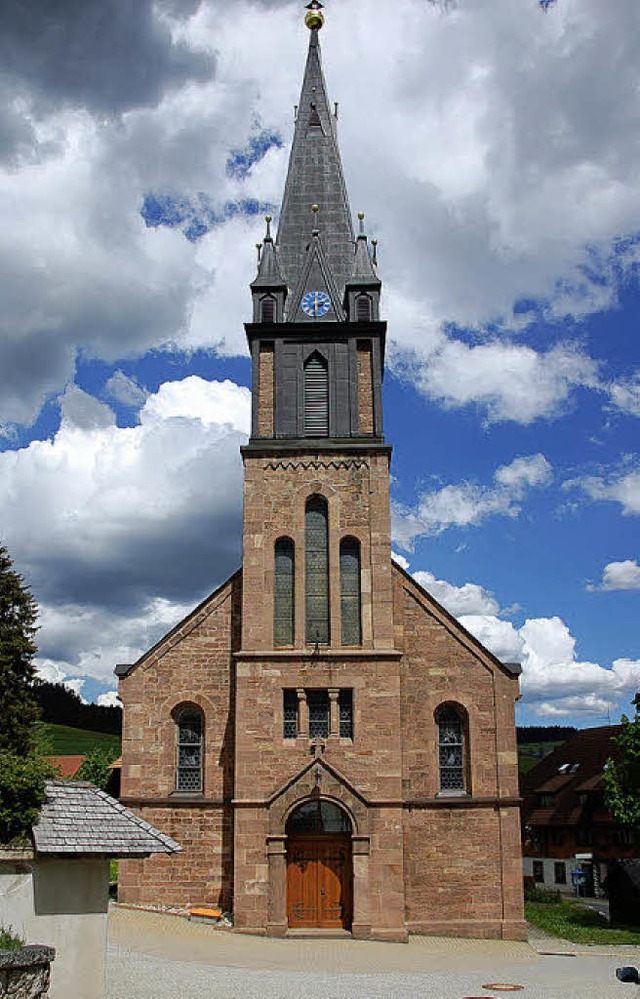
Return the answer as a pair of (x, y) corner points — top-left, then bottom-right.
(275, 4), (355, 314)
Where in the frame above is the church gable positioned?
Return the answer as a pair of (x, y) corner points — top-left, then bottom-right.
(391, 560), (520, 681)
(116, 568), (242, 680)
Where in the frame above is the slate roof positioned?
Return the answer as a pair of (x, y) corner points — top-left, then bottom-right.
(32, 781), (181, 857)
(275, 26), (355, 305)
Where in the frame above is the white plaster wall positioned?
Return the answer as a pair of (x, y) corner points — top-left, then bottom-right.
(0, 861), (35, 941)
(0, 857), (109, 999)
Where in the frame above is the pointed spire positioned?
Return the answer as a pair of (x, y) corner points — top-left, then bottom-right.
(251, 215), (286, 289)
(276, 5), (355, 313)
(346, 213), (381, 288)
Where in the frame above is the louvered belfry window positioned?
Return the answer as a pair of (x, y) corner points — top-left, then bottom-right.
(356, 294), (372, 322)
(176, 708), (203, 792)
(437, 706), (466, 792)
(340, 538), (362, 646)
(274, 537), (294, 647)
(304, 352), (329, 436)
(261, 295), (276, 323)
(305, 495), (329, 643)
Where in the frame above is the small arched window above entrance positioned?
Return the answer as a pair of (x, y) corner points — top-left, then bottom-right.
(286, 799), (352, 835)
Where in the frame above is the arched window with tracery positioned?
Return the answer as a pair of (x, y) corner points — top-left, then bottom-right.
(304, 352), (329, 436)
(274, 537), (295, 646)
(305, 494), (329, 644)
(340, 537), (361, 646)
(175, 706), (204, 792)
(436, 705), (467, 794)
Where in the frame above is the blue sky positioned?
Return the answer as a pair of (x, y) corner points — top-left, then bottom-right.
(0, 0), (638, 725)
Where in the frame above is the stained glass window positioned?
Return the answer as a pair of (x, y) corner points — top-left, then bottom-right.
(437, 706), (465, 792)
(286, 799), (351, 834)
(338, 689), (353, 739)
(176, 709), (203, 792)
(307, 690), (330, 739)
(340, 538), (361, 646)
(305, 495), (329, 643)
(283, 690), (298, 739)
(274, 537), (294, 646)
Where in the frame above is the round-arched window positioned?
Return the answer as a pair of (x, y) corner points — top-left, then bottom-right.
(286, 799), (351, 835)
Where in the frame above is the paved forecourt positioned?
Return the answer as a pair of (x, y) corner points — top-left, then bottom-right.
(106, 907), (640, 998)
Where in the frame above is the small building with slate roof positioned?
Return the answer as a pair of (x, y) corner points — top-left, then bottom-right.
(0, 780), (180, 999)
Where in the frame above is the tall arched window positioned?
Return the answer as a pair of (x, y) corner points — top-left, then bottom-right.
(274, 537), (295, 646)
(437, 705), (467, 794)
(304, 352), (329, 436)
(175, 706), (203, 792)
(305, 495), (329, 643)
(340, 537), (361, 646)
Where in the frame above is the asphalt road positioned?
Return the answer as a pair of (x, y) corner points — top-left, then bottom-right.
(106, 907), (640, 999)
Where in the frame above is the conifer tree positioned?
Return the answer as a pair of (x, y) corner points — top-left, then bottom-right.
(0, 544), (39, 755)
(0, 544), (51, 843)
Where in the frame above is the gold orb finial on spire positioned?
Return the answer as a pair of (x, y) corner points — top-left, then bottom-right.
(311, 204), (319, 213)
(305, 1), (324, 30)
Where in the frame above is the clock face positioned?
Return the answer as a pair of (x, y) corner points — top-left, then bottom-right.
(301, 290), (331, 318)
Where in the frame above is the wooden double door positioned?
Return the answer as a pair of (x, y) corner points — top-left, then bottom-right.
(286, 835), (353, 929)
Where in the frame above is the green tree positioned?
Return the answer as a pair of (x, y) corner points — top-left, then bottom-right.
(76, 746), (119, 791)
(0, 544), (53, 843)
(0, 545), (39, 755)
(603, 693), (640, 845)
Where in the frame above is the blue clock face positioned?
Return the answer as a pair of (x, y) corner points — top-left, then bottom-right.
(301, 290), (331, 318)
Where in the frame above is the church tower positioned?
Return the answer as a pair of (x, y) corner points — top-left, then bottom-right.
(241, 2), (392, 655)
(117, 1), (526, 944)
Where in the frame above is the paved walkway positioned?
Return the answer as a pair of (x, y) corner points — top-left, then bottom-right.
(106, 906), (640, 998)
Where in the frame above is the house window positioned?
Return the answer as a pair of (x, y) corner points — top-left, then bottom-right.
(176, 707), (203, 792)
(283, 690), (298, 739)
(274, 537), (294, 646)
(533, 860), (545, 883)
(613, 827), (633, 847)
(338, 689), (353, 739)
(437, 705), (466, 793)
(540, 793), (555, 809)
(340, 537), (361, 646)
(307, 690), (330, 739)
(304, 352), (329, 436)
(355, 294), (372, 322)
(261, 295), (276, 323)
(305, 495), (329, 643)
(554, 862), (567, 885)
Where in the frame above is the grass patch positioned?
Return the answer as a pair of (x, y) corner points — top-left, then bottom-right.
(42, 724), (121, 756)
(0, 926), (24, 951)
(526, 900), (640, 945)
(518, 741), (564, 773)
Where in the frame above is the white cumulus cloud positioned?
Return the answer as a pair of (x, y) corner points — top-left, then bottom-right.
(393, 453), (552, 549)
(590, 559), (640, 592)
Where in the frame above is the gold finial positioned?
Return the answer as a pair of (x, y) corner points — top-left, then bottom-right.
(311, 204), (319, 213)
(358, 212), (365, 221)
(305, 1), (324, 30)
(265, 215), (272, 223)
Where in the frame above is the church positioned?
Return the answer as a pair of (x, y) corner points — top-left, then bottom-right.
(116, 2), (526, 942)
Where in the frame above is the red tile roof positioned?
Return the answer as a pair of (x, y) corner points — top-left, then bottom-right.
(46, 755), (87, 779)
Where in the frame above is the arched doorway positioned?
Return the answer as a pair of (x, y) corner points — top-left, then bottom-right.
(286, 799), (353, 930)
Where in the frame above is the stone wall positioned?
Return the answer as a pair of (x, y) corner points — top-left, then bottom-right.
(0, 946), (55, 998)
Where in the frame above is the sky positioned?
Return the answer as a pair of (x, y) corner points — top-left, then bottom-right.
(0, 0), (638, 727)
